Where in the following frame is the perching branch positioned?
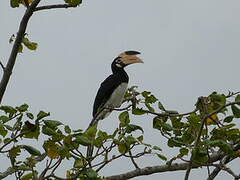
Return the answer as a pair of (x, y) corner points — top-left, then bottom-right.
(0, 0), (41, 104)
(35, 4), (78, 11)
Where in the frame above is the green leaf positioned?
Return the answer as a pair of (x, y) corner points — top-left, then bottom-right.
(22, 37), (38, 51)
(22, 121), (40, 139)
(145, 95), (158, 104)
(141, 91), (151, 97)
(153, 117), (162, 130)
(18, 44), (23, 53)
(43, 120), (62, 129)
(158, 101), (166, 111)
(64, 125), (71, 134)
(179, 148), (189, 156)
(153, 145), (162, 151)
(162, 123), (173, 131)
(0, 106), (17, 116)
(210, 93), (226, 109)
(16, 104), (29, 112)
(137, 135), (143, 142)
(236, 95), (240, 104)
(125, 124), (144, 134)
(75, 135), (92, 146)
(145, 103), (155, 112)
(192, 147), (208, 163)
(0, 123), (7, 137)
(204, 139), (233, 154)
(42, 126), (57, 136)
(0, 116), (10, 123)
(64, 0), (82, 6)
(119, 111), (130, 127)
(224, 116), (234, 123)
(157, 154), (167, 161)
(85, 168), (98, 179)
(21, 145), (41, 156)
(20, 173), (33, 180)
(9, 146), (21, 158)
(125, 136), (137, 145)
(188, 113), (200, 126)
(132, 108), (146, 115)
(26, 113), (34, 120)
(85, 125), (97, 140)
(94, 130), (109, 148)
(118, 143), (127, 154)
(4, 124), (14, 131)
(166, 110), (179, 115)
(231, 105), (240, 118)
(97, 130), (108, 139)
(36, 111), (50, 120)
(223, 123), (236, 129)
(167, 138), (182, 148)
(4, 138), (11, 144)
(10, 0), (20, 8)
(74, 158), (85, 168)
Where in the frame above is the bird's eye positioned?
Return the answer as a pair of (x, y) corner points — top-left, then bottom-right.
(115, 58), (122, 64)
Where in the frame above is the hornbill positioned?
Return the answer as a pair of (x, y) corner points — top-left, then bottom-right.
(86, 50), (143, 158)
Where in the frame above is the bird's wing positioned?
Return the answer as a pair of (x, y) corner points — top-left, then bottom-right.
(92, 74), (121, 118)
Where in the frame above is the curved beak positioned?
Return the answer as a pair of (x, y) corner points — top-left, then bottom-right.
(121, 55), (144, 65)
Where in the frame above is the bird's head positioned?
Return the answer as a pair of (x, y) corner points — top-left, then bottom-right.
(112, 51), (143, 69)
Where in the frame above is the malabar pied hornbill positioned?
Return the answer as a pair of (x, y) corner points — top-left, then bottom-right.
(87, 50), (143, 158)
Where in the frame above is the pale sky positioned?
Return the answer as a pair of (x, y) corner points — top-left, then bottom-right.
(0, 0), (240, 179)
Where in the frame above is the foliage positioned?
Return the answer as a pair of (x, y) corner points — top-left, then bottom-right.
(0, 89), (239, 179)
(1, 0), (240, 179)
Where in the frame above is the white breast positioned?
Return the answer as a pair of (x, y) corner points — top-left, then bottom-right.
(106, 82), (128, 108)
(96, 82), (128, 120)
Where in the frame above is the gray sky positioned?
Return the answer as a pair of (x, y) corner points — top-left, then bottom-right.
(1, 0), (240, 179)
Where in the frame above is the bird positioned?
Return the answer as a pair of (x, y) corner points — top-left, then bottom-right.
(86, 50), (143, 158)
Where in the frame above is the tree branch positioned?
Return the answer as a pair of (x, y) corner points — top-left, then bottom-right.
(207, 144), (240, 180)
(0, 0), (41, 104)
(105, 151), (226, 180)
(35, 4), (77, 11)
(185, 97), (208, 180)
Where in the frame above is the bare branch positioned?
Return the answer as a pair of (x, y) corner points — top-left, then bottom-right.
(35, 4), (77, 11)
(128, 150), (140, 169)
(207, 156), (232, 180)
(0, 0), (41, 103)
(0, 61), (5, 71)
(105, 150), (226, 180)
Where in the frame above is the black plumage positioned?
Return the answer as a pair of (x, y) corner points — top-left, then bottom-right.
(86, 51), (143, 159)
(91, 58), (129, 122)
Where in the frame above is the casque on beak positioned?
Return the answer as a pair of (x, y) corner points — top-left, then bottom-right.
(119, 51), (144, 65)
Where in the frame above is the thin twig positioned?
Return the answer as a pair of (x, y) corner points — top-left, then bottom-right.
(35, 4), (77, 11)
(0, 61), (5, 71)
(106, 104), (132, 111)
(129, 150), (140, 169)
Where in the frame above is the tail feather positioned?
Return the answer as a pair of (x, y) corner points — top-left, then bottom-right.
(86, 117), (99, 160)
(86, 108), (109, 161)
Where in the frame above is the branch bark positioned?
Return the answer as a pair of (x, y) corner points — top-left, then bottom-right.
(0, 0), (41, 104)
(105, 151), (226, 180)
(35, 4), (77, 11)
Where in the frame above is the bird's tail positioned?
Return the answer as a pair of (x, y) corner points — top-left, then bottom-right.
(86, 117), (99, 163)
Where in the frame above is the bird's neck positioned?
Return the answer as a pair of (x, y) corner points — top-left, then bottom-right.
(112, 67), (129, 82)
